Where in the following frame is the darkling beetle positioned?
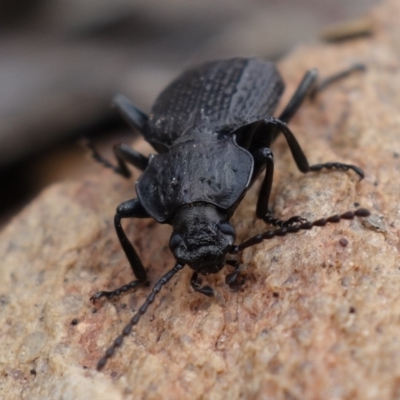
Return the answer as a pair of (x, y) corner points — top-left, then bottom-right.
(87, 57), (369, 370)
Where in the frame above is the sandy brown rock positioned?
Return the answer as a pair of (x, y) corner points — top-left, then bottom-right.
(1, 1), (400, 399)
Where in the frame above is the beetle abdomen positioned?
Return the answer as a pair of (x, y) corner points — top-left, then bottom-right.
(148, 58), (284, 146)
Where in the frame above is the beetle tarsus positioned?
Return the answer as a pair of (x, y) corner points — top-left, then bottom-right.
(311, 63), (366, 97)
(263, 214), (308, 228)
(90, 279), (145, 303)
(309, 162), (365, 180)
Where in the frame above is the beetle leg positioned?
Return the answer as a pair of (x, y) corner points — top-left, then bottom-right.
(252, 147), (306, 227)
(84, 94), (151, 177)
(85, 139), (149, 177)
(190, 272), (214, 297)
(91, 198), (150, 303)
(90, 280), (145, 302)
(278, 64), (366, 124)
(112, 94), (149, 135)
(311, 63), (366, 98)
(278, 69), (318, 124)
(253, 147), (274, 219)
(263, 117), (364, 180)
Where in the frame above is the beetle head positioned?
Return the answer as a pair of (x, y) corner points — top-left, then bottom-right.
(169, 204), (235, 274)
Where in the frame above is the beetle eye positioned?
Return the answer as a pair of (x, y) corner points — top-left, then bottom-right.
(218, 223), (235, 236)
(169, 233), (183, 250)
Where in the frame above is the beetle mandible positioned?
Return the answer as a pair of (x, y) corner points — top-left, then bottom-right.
(87, 57), (369, 370)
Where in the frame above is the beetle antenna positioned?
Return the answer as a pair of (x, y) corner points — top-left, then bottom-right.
(97, 262), (185, 371)
(229, 208), (370, 254)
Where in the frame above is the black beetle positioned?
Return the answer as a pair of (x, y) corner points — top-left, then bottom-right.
(87, 57), (369, 370)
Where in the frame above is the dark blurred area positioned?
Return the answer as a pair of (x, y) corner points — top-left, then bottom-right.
(0, 0), (379, 228)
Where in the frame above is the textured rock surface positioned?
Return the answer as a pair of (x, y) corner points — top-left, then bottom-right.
(1, 1), (400, 399)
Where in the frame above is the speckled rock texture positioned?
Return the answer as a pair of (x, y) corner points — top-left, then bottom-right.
(1, 1), (400, 399)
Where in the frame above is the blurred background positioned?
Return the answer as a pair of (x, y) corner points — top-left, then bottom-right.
(0, 0), (380, 227)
